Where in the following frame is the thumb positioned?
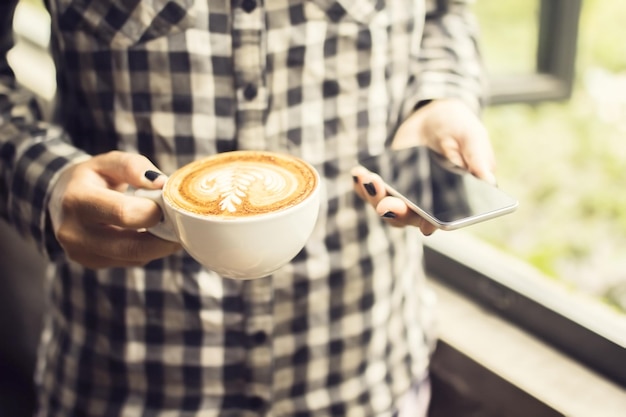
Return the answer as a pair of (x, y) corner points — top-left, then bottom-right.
(463, 144), (497, 186)
(473, 164), (497, 186)
(92, 151), (166, 189)
(459, 124), (497, 186)
(462, 143), (497, 185)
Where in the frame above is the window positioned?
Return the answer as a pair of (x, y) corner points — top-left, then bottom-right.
(426, 0), (626, 389)
(482, 0), (580, 105)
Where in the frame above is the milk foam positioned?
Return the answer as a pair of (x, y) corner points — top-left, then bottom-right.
(165, 151), (317, 218)
(194, 165), (296, 213)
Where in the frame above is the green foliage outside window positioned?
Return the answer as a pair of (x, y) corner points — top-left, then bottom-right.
(472, 0), (626, 313)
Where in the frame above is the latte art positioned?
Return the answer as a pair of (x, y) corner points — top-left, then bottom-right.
(195, 164), (297, 213)
(164, 151), (318, 218)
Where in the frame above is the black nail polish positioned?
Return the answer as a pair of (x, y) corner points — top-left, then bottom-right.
(364, 182), (376, 196)
(382, 211), (396, 219)
(144, 170), (161, 182)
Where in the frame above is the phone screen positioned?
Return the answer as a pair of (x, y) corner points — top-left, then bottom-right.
(358, 146), (518, 230)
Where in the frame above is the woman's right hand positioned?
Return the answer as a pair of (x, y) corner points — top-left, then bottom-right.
(50, 151), (181, 269)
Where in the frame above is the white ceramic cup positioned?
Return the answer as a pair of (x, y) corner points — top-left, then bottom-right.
(136, 151), (321, 279)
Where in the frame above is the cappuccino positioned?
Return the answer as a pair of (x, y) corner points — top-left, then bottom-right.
(164, 151), (318, 218)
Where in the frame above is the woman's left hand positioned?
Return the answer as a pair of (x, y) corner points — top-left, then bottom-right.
(351, 98), (496, 236)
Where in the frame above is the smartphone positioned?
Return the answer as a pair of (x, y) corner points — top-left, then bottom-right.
(357, 146), (518, 230)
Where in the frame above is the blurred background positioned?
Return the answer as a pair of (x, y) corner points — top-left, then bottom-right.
(470, 0), (626, 315)
(2, 0), (625, 415)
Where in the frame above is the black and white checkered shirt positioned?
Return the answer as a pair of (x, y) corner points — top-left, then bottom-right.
(1, 0), (484, 415)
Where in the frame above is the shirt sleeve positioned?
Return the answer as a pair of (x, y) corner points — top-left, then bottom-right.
(403, 0), (487, 118)
(0, 0), (88, 261)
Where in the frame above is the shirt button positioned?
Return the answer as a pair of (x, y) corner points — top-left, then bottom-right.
(248, 396), (265, 409)
(241, 0), (257, 13)
(252, 331), (267, 345)
(243, 83), (258, 100)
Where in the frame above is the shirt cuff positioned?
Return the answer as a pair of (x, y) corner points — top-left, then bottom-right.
(48, 154), (92, 235)
(10, 134), (90, 261)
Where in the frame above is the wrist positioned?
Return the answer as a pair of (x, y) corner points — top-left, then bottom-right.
(47, 155), (91, 233)
(413, 99), (433, 112)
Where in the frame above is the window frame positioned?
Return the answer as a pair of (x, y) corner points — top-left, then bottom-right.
(487, 0), (582, 105)
(427, 0), (626, 388)
(424, 232), (626, 388)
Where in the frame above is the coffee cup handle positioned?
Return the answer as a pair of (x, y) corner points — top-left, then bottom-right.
(134, 188), (179, 243)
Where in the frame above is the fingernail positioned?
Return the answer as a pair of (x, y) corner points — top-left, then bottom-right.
(364, 182), (376, 196)
(382, 211), (396, 219)
(144, 170), (162, 182)
(488, 173), (498, 187)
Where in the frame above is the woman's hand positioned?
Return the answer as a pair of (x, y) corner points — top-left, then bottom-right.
(50, 151), (181, 269)
(352, 165), (439, 235)
(393, 99), (496, 183)
(352, 98), (496, 235)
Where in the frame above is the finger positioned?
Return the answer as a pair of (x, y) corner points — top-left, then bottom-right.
(92, 151), (166, 189)
(362, 174), (386, 207)
(101, 228), (181, 263)
(417, 217), (437, 236)
(65, 186), (163, 229)
(351, 167), (368, 201)
(468, 151), (497, 186)
(57, 223), (180, 268)
(376, 196), (420, 227)
(376, 196), (437, 235)
(351, 165), (387, 205)
(66, 250), (150, 270)
(438, 135), (467, 169)
(458, 125), (497, 185)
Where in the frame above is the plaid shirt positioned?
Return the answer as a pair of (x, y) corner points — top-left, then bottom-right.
(1, 0), (484, 415)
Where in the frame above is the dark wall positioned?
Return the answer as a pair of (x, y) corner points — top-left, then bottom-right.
(0, 218), (489, 417)
(0, 220), (46, 416)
